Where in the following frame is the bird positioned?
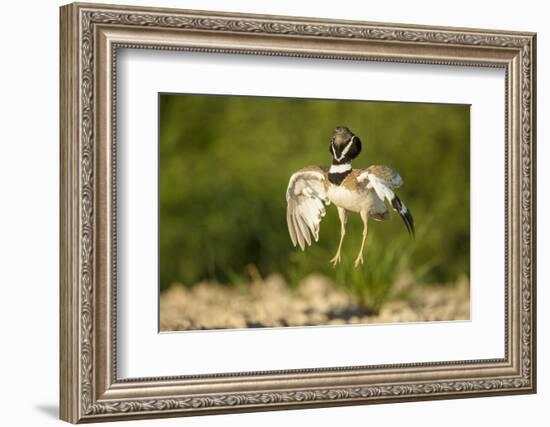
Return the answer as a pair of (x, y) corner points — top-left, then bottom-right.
(286, 126), (414, 267)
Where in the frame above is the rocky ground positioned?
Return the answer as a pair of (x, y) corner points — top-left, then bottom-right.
(160, 273), (470, 331)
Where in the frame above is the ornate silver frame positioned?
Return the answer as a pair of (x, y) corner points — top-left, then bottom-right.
(60, 2), (536, 423)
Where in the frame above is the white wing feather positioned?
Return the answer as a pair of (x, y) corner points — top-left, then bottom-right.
(286, 169), (328, 250)
(364, 173), (395, 203)
(357, 167), (402, 204)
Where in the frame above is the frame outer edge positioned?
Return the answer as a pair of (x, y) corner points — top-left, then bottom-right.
(60, 3), (81, 424)
(529, 33), (537, 393)
(60, 2), (537, 422)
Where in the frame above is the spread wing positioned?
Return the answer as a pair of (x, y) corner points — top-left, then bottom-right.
(357, 165), (415, 238)
(286, 166), (329, 250)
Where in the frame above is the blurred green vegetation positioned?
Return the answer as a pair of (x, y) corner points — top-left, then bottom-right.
(159, 94), (470, 307)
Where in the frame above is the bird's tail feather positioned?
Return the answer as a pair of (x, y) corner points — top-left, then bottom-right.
(390, 195), (415, 239)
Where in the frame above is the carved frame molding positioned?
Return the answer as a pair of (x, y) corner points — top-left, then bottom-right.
(60, 2), (536, 423)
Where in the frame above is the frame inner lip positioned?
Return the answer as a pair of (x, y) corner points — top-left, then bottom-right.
(110, 43), (510, 383)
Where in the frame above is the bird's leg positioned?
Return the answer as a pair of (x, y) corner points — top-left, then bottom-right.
(354, 211), (369, 267)
(330, 207), (348, 267)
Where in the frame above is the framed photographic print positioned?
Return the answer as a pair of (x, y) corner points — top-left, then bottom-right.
(60, 2), (537, 423)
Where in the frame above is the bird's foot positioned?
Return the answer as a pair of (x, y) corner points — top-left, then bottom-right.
(354, 254), (364, 268)
(330, 252), (342, 267)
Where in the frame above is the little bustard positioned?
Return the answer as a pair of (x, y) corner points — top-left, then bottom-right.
(286, 126), (414, 267)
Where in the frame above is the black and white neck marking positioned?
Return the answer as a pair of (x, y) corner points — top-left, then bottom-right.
(329, 163), (352, 174)
(328, 162), (352, 185)
(331, 135), (356, 163)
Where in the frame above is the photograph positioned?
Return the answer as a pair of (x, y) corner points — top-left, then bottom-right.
(158, 93), (471, 331)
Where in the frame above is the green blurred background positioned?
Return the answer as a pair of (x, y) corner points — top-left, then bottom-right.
(159, 94), (470, 310)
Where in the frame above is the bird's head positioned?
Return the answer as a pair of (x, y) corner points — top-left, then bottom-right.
(329, 126), (362, 164)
